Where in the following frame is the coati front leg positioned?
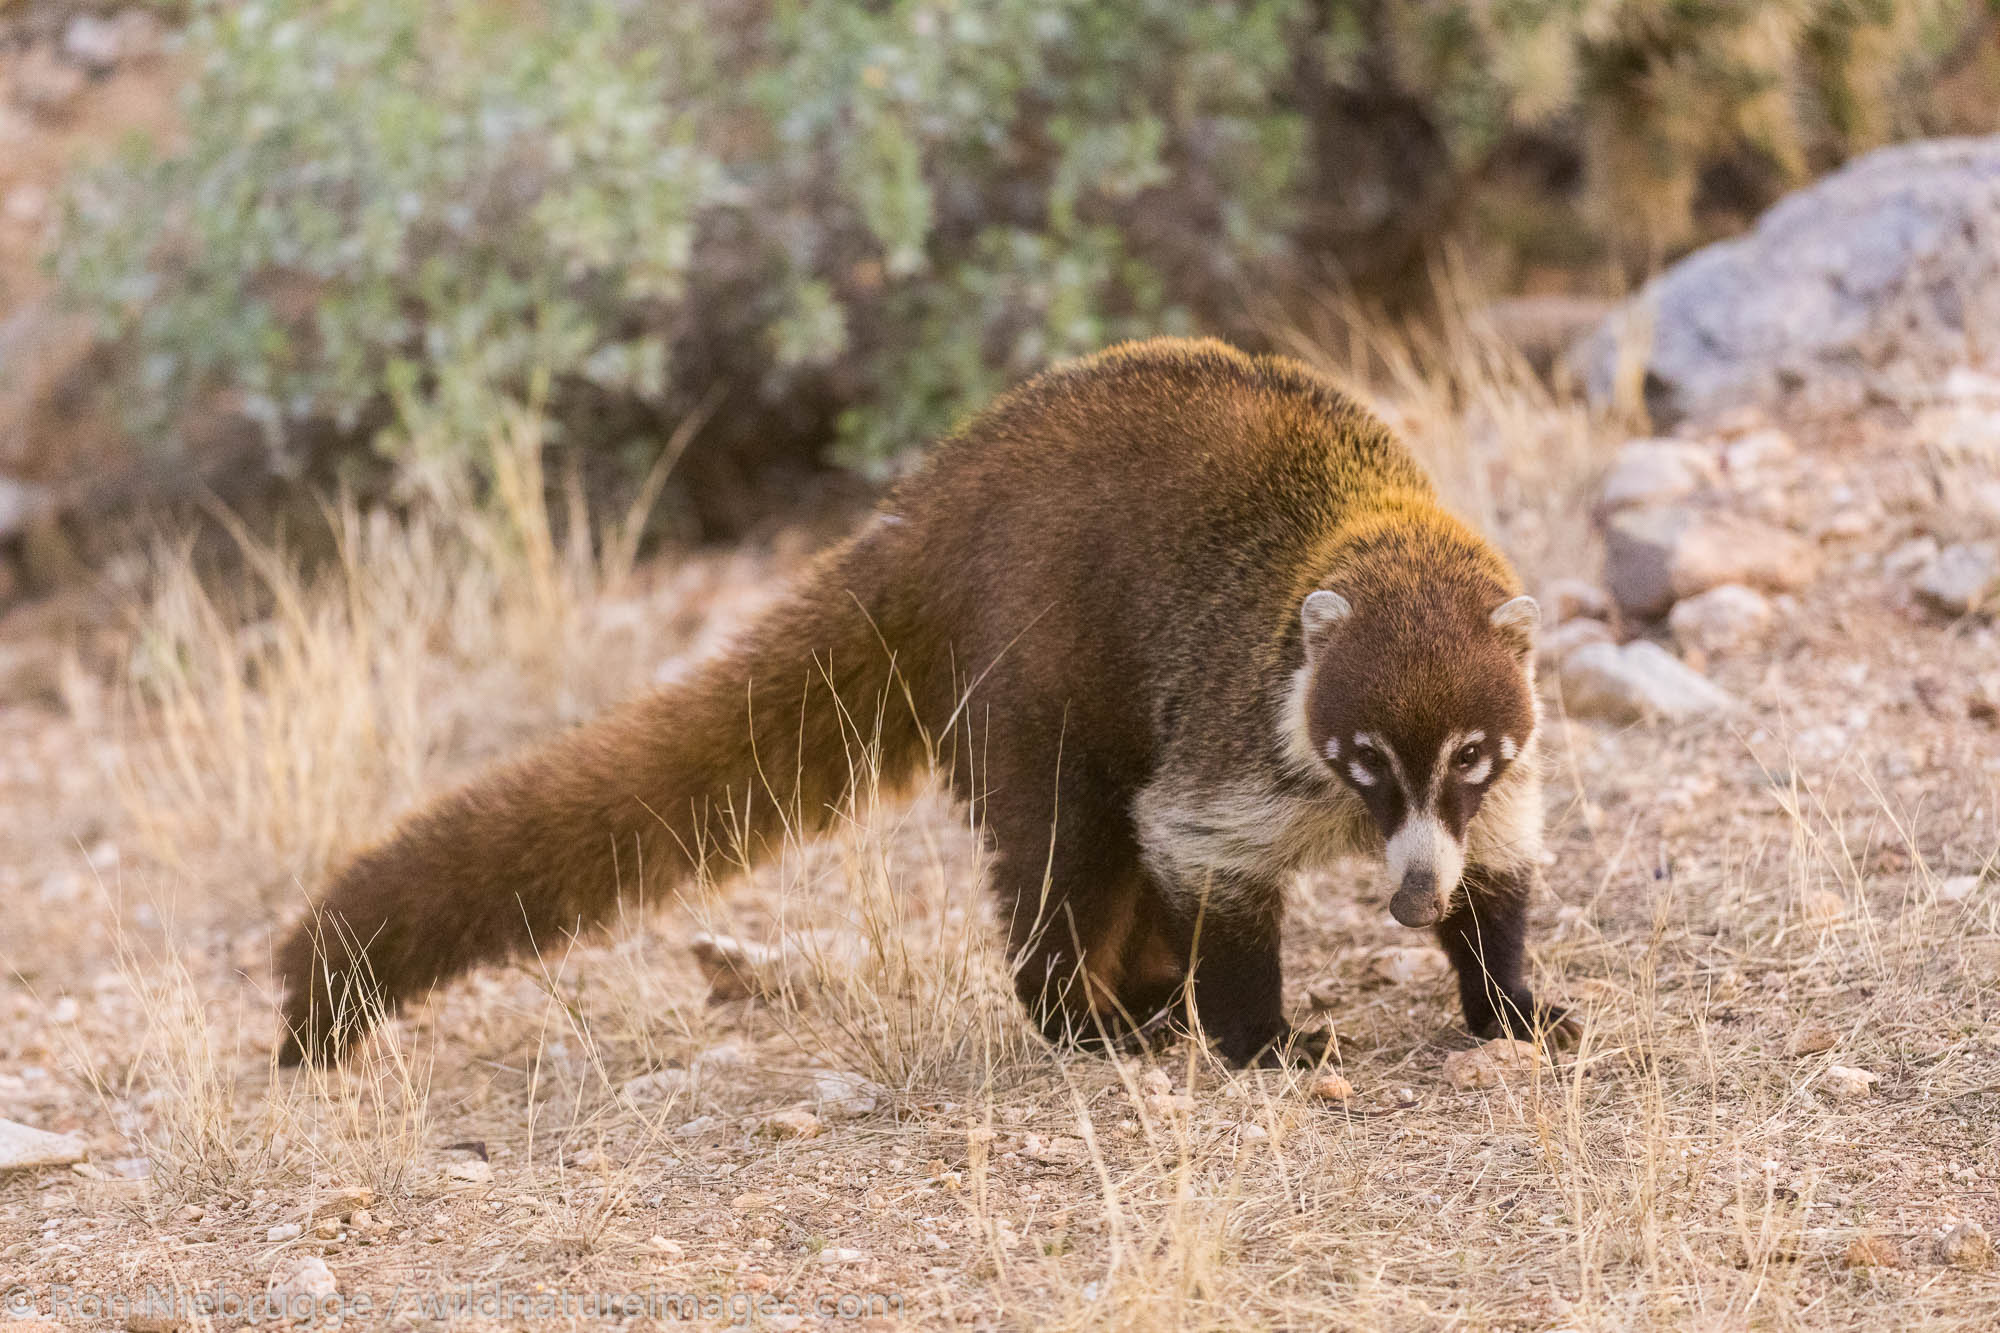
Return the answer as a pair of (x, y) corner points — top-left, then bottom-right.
(1434, 861), (1572, 1044)
(1148, 879), (1329, 1067)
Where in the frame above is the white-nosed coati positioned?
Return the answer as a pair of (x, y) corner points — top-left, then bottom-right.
(276, 337), (1565, 1068)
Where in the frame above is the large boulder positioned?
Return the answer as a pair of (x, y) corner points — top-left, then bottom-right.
(1578, 137), (2000, 426)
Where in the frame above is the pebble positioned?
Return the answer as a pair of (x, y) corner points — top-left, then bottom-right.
(1819, 1065), (1879, 1100)
(1939, 875), (1983, 904)
(648, 1234), (684, 1256)
(812, 1070), (883, 1118)
(1443, 1038), (1546, 1091)
(1604, 507), (1818, 620)
(266, 1222), (303, 1243)
(1915, 542), (2000, 617)
(266, 1253), (338, 1316)
(1935, 1219), (1992, 1270)
(442, 1159), (493, 1185)
(1541, 578), (1614, 625)
(1668, 583), (1773, 656)
(759, 1108), (823, 1140)
(1309, 1073), (1354, 1102)
(1597, 440), (1720, 512)
(1800, 890), (1846, 925)
(1538, 616), (1615, 670)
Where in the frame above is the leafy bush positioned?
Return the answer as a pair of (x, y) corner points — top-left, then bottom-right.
(54, 0), (1998, 510)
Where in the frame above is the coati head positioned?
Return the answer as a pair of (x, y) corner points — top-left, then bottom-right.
(1298, 581), (1538, 928)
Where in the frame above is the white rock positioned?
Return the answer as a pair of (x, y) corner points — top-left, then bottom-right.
(1938, 875), (1983, 903)
(1559, 640), (1738, 723)
(1883, 535), (1940, 578)
(1722, 428), (1797, 476)
(1668, 583), (1773, 656)
(267, 1253), (339, 1321)
(442, 1158), (493, 1185)
(1819, 1065), (1879, 1100)
(811, 1070), (883, 1118)
(620, 1068), (693, 1103)
(818, 1247), (867, 1265)
(0, 1117), (87, 1171)
(1936, 1219), (1993, 1270)
(1598, 440), (1720, 512)
(266, 1222), (304, 1243)
(1916, 542), (2000, 617)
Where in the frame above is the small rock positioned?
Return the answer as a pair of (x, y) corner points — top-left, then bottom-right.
(266, 1254), (338, 1322)
(1786, 1023), (1838, 1057)
(620, 1068), (693, 1103)
(1367, 945), (1449, 985)
(1140, 1068), (1173, 1096)
(730, 1191), (776, 1213)
(759, 1108), (823, 1140)
(1379, 1086), (1419, 1109)
(1915, 542), (2000, 617)
(1800, 890), (1846, 925)
(1819, 1065), (1879, 1100)
(1843, 1235), (1901, 1268)
(1939, 875), (1983, 904)
(266, 1222), (304, 1243)
(1668, 584), (1773, 656)
(811, 1070), (883, 1118)
(1935, 1219), (1992, 1270)
(303, 1185), (374, 1221)
(1559, 640), (1738, 723)
(1598, 440), (1721, 513)
(1309, 1073), (1354, 1102)
(819, 1247), (867, 1265)
(673, 1115), (722, 1138)
(347, 1208), (373, 1231)
(1722, 428), (1797, 476)
(442, 1159), (493, 1185)
(1541, 578), (1614, 626)
(648, 1234), (684, 1256)
(1605, 506), (1819, 620)
(1443, 1038), (1546, 1091)
(312, 1215), (340, 1240)
(1815, 508), (1875, 542)
(1538, 616), (1615, 671)
(0, 1117), (87, 1171)
(1883, 535), (1940, 578)
(1236, 1122), (1270, 1144)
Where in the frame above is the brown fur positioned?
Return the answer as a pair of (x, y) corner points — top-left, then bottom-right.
(276, 337), (1557, 1067)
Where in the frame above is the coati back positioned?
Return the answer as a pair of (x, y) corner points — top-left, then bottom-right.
(277, 337), (1564, 1067)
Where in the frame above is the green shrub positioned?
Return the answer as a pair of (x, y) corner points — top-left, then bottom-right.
(54, 0), (1997, 506)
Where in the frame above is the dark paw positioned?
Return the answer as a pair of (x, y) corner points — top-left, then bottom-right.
(1471, 992), (1577, 1049)
(1213, 1019), (1331, 1069)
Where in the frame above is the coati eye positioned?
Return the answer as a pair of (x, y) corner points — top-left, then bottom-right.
(1352, 742), (1384, 770)
(1453, 743), (1482, 771)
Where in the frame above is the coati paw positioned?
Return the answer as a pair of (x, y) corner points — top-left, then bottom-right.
(1218, 1020), (1331, 1069)
(1474, 992), (1578, 1050)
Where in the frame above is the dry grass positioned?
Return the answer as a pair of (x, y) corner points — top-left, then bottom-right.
(3, 313), (1999, 1331)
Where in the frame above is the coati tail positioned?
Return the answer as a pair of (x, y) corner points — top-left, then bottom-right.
(275, 544), (934, 1064)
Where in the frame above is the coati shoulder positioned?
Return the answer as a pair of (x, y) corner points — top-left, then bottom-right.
(275, 336), (1564, 1068)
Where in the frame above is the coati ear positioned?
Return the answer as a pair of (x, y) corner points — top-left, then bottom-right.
(1488, 595), (1540, 658)
(1301, 590), (1352, 661)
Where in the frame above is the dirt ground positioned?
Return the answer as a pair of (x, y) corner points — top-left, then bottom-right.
(1, 354), (1998, 1333)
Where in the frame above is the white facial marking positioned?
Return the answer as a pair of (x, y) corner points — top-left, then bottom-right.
(1385, 811), (1467, 907)
(1323, 736), (1341, 760)
(1463, 756), (1493, 785)
(1499, 735), (1518, 762)
(1347, 761), (1376, 787)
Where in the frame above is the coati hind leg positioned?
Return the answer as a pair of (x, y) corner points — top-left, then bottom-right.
(1435, 862), (1573, 1045)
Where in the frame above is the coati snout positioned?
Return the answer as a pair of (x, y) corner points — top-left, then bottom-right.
(1300, 586), (1541, 932)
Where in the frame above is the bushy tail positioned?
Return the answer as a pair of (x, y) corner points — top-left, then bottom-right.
(275, 542), (934, 1064)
